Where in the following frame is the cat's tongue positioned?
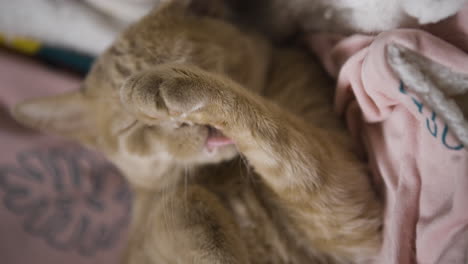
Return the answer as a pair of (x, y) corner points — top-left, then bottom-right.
(206, 126), (234, 151)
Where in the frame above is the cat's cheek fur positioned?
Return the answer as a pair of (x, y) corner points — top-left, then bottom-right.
(109, 152), (176, 188)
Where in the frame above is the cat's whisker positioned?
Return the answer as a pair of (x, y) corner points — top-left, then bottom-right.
(166, 186), (178, 241)
(239, 153), (252, 181)
(161, 186), (177, 242)
(183, 165), (189, 206)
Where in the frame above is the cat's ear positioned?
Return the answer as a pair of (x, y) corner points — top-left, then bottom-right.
(11, 90), (96, 142)
(166, 0), (233, 19)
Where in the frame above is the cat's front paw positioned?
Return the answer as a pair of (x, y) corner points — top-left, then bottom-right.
(120, 64), (230, 127)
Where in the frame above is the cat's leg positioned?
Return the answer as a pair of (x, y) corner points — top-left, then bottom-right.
(120, 64), (382, 261)
(122, 185), (249, 264)
(120, 63), (369, 194)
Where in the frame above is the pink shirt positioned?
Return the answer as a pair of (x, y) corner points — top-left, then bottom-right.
(308, 6), (468, 264)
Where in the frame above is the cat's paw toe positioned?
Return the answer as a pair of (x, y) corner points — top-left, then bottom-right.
(159, 76), (208, 117)
(120, 72), (170, 123)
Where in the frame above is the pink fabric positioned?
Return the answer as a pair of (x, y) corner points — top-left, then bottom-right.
(0, 51), (129, 264)
(308, 5), (468, 264)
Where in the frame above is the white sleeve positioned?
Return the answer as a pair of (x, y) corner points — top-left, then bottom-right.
(0, 0), (123, 55)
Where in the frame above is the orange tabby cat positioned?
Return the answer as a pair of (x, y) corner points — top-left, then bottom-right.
(12, 0), (382, 263)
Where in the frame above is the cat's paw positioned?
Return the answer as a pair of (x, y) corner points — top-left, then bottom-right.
(120, 65), (230, 127)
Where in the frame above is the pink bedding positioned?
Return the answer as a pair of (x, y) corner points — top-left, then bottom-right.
(308, 5), (468, 264)
(0, 50), (129, 264)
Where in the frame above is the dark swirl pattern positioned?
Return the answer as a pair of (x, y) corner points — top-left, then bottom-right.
(0, 146), (131, 256)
